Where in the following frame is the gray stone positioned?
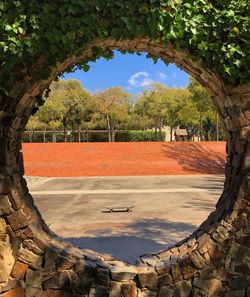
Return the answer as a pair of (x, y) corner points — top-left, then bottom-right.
(229, 276), (249, 289)
(137, 290), (157, 297)
(199, 267), (216, 280)
(158, 273), (172, 286)
(225, 290), (245, 297)
(25, 269), (42, 288)
(171, 280), (192, 297)
(43, 271), (70, 291)
(44, 246), (58, 272)
(96, 268), (109, 287)
(110, 266), (137, 281)
(158, 286), (174, 297)
(89, 286), (108, 297)
(247, 287), (250, 297)
(230, 242), (250, 263)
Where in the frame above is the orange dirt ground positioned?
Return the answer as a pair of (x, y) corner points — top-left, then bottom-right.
(22, 142), (226, 177)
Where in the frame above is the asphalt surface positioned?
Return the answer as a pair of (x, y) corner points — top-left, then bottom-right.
(28, 175), (224, 263)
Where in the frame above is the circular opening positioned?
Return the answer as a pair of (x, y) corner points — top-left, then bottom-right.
(22, 50), (226, 264)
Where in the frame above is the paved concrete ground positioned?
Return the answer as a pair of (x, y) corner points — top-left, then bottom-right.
(28, 175), (224, 263)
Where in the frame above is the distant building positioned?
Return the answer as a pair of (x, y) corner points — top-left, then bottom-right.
(161, 126), (189, 141)
(174, 128), (189, 141)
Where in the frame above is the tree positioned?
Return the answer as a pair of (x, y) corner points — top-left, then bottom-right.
(135, 83), (190, 141)
(46, 80), (92, 141)
(188, 78), (214, 141)
(135, 83), (169, 135)
(91, 87), (132, 142)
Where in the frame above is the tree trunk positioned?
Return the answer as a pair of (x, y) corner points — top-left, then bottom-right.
(28, 131), (33, 142)
(216, 112), (219, 141)
(52, 132), (56, 143)
(170, 125), (173, 142)
(106, 115), (112, 142)
(199, 114), (203, 141)
(63, 125), (67, 142)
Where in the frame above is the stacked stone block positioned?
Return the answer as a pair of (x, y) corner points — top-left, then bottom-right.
(0, 39), (249, 296)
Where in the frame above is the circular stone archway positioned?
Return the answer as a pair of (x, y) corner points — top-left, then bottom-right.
(0, 2), (249, 297)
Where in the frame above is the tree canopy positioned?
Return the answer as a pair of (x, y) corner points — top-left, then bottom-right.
(1, 0), (249, 95)
(26, 79), (225, 142)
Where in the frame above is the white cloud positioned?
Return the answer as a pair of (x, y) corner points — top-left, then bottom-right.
(128, 71), (150, 87)
(157, 72), (168, 80)
(140, 78), (154, 87)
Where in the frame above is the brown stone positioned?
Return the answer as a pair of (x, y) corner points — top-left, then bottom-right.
(18, 248), (42, 269)
(189, 251), (206, 269)
(170, 264), (182, 283)
(110, 266), (137, 281)
(121, 282), (137, 297)
(207, 279), (223, 297)
(0, 218), (7, 234)
(25, 286), (42, 297)
(169, 280), (192, 297)
(138, 268), (158, 290)
(0, 195), (12, 215)
(180, 265), (196, 279)
(8, 191), (23, 210)
(7, 209), (29, 231)
(56, 256), (74, 271)
(1, 287), (24, 297)
(11, 261), (28, 279)
(155, 262), (170, 275)
(0, 279), (22, 293)
(109, 281), (122, 297)
(23, 239), (43, 255)
(158, 273), (172, 286)
(0, 260), (8, 282)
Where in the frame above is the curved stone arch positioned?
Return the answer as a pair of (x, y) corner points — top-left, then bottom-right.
(0, 37), (249, 297)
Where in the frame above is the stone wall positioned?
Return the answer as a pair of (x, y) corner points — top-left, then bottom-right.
(0, 39), (249, 296)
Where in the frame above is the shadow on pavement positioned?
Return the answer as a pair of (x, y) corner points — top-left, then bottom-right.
(64, 218), (196, 263)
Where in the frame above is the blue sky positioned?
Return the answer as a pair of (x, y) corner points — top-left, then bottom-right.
(62, 51), (189, 95)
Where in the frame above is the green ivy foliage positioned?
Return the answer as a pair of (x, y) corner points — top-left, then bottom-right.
(0, 0), (249, 95)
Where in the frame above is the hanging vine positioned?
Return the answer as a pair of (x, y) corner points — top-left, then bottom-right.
(0, 0), (249, 95)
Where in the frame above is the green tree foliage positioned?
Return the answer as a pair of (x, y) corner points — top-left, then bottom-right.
(0, 0), (249, 95)
(188, 78), (217, 140)
(26, 78), (225, 142)
(89, 87), (132, 142)
(135, 83), (190, 140)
